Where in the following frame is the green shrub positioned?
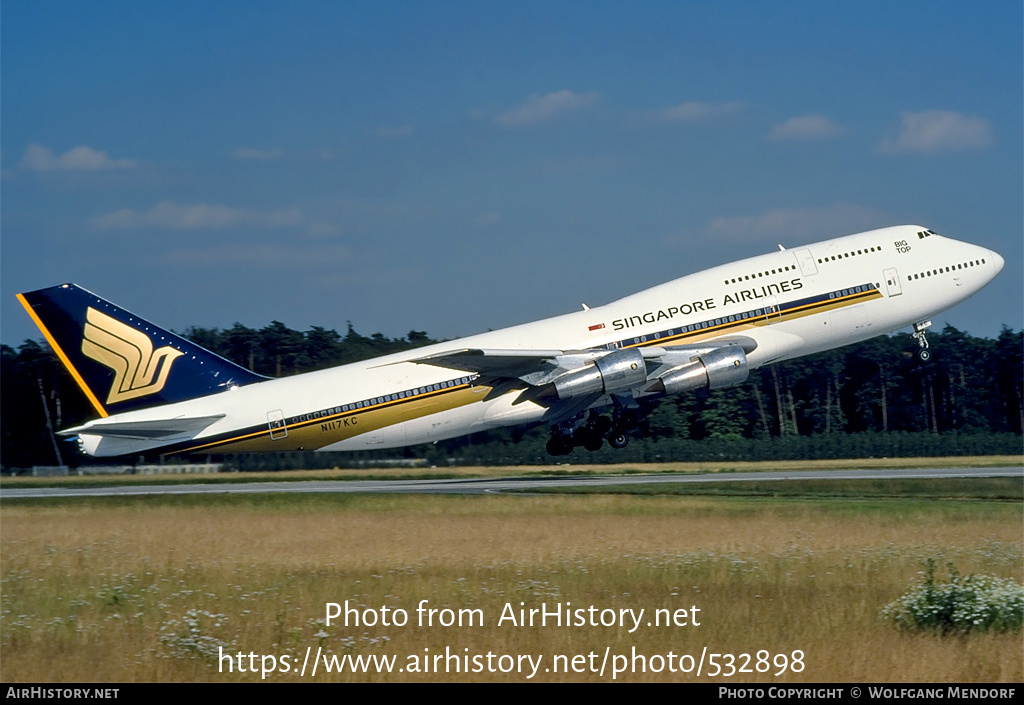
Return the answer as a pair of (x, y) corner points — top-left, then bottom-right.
(882, 559), (1023, 634)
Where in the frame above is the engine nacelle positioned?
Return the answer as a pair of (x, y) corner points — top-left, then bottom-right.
(551, 348), (648, 400)
(648, 346), (748, 395)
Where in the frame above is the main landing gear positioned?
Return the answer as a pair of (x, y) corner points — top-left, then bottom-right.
(912, 320), (932, 363)
(545, 407), (641, 456)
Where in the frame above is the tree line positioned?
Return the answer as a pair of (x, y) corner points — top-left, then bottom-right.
(1, 320), (1020, 470)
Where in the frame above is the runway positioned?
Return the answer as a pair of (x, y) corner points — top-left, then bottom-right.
(2, 466), (1020, 499)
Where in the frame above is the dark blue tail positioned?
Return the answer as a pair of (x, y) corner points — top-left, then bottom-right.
(17, 283), (266, 417)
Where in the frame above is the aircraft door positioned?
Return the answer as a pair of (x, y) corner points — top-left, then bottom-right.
(794, 249), (818, 276)
(763, 296), (782, 325)
(882, 268), (903, 297)
(267, 409), (288, 440)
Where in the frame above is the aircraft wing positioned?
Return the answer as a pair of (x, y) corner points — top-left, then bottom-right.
(407, 336), (758, 392)
(59, 414), (226, 440)
(407, 348), (565, 378)
(640, 335), (759, 363)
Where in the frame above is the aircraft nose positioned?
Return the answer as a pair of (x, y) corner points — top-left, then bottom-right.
(989, 249), (1004, 276)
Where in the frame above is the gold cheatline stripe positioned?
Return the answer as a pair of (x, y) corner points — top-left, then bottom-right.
(16, 293), (108, 418)
(284, 382), (469, 432)
(176, 381), (475, 454)
(784, 289), (880, 318)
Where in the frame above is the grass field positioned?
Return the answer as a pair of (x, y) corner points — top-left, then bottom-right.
(1, 469), (1021, 682)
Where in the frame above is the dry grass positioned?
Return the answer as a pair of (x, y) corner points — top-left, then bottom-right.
(2, 493), (1021, 682)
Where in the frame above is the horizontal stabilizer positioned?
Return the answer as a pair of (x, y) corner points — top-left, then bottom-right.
(59, 414), (226, 440)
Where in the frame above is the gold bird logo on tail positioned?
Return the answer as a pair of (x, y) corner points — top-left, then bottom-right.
(81, 307), (184, 405)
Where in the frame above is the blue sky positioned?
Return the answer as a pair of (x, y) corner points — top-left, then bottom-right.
(3, 1), (1021, 347)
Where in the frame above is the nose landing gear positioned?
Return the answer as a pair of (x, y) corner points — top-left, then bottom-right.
(912, 320), (932, 363)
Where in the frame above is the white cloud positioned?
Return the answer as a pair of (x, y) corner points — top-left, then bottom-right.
(768, 115), (845, 141)
(163, 243), (350, 268)
(705, 203), (891, 242)
(648, 101), (745, 123)
(20, 144), (138, 171)
(879, 110), (993, 154)
(92, 200), (302, 230)
(232, 147), (285, 160)
(494, 90), (600, 126)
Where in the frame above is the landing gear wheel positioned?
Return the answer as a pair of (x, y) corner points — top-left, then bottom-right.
(582, 433), (603, 452)
(608, 432), (629, 449)
(917, 348), (932, 363)
(546, 436), (573, 456)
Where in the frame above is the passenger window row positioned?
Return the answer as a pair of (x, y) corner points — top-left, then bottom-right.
(300, 375), (478, 421)
(724, 265), (796, 286)
(817, 246), (881, 265)
(354, 376), (475, 409)
(907, 259), (986, 281)
(827, 283), (877, 300)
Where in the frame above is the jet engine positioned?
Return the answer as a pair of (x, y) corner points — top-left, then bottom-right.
(549, 348), (648, 400)
(646, 346), (748, 395)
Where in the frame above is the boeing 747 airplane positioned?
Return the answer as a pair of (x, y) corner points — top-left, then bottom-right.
(17, 225), (1003, 457)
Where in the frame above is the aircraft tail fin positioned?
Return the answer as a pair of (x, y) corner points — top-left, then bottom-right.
(17, 283), (266, 417)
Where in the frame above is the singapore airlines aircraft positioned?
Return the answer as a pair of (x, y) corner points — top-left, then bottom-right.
(18, 225), (1003, 458)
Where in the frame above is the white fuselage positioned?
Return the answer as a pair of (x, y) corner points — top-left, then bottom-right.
(77, 225), (1003, 457)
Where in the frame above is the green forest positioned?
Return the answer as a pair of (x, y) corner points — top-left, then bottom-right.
(2, 321), (1021, 470)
